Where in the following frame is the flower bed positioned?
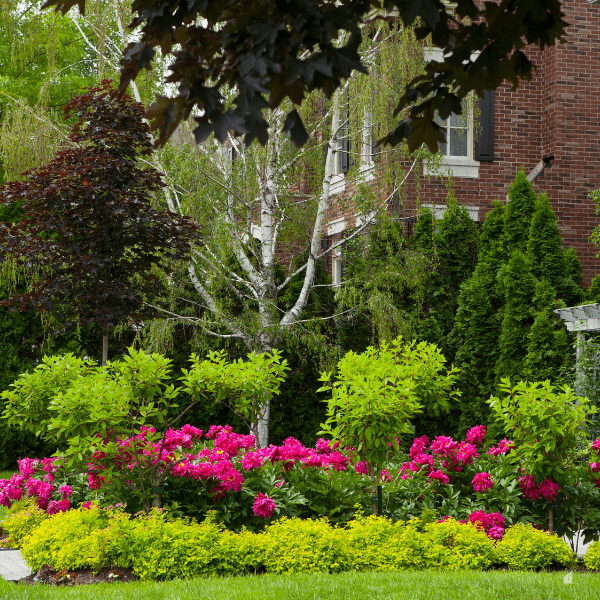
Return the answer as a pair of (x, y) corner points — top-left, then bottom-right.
(5, 504), (578, 581)
(2, 423), (600, 540)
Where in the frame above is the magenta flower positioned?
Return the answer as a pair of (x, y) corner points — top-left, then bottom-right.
(431, 436), (458, 457)
(487, 438), (515, 457)
(429, 470), (450, 485)
(253, 492), (276, 518)
(472, 472), (493, 492)
(456, 442), (479, 466)
(242, 451), (264, 470)
(487, 526), (505, 540)
(592, 462), (600, 473)
(539, 478), (559, 501)
(354, 461), (368, 475)
(466, 425), (486, 446)
(58, 485), (72, 499)
(519, 474), (541, 501)
(409, 436), (430, 459)
(592, 438), (600, 452)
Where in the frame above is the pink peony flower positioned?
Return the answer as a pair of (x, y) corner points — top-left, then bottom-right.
(58, 485), (72, 499)
(380, 469), (393, 483)
(487, 526), (505, 540)
(466, 425), (486, 446)
(430, 436), (458, 457)
(472, 472), (494, 493)
(429, 470), (450, 485)
(456, 443), (479, 466)
(242, 451), (264, 470)
(354, 461), (368, 475)
(409, 436), (430, 459)
(252, 493), (276, 518)
(323, 452), (348, 472)
(487, 438), (515, 457)
(518, 474), (541, 501)
(592, 438), (600, 452)
(591, 462), (600, 473)
(539, 478), (559, 501)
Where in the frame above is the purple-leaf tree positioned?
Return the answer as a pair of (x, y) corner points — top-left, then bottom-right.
(0, 81), (200, 364)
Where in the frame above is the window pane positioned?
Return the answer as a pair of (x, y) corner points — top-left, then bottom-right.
(449, 127), (468, 157)
(449, 112), (467, 127)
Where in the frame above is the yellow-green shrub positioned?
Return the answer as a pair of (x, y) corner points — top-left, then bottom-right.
(2, 499), (48, 549)
(583, 541), (600, 571)
(421, 518), (497, 569)
(117, 510), (263, 581)
(496, 523), (576, 570)
(20, 504), (125, 571)
(261, 517), (348, 574)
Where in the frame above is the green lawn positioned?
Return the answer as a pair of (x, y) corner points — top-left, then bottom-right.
(0, 570), (598, 600)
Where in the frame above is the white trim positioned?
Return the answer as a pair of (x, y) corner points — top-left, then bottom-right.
(329, 173), (345, 195)
(423, 203), (480, 221)
(332, 252), (343, 287)
(424, 156), (480, 179)
(327, 216), (346, 236)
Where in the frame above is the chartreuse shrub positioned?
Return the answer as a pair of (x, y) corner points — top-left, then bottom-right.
(584, 541), (600, 571)
(496, 524), (576, 570)
(20, 504), (126, 571)
(1, 498), (48, 548)
(16, 506), (578, 579)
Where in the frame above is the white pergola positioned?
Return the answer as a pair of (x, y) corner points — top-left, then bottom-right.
(554, 303), (600, 333)
(554, 303), (600, 391)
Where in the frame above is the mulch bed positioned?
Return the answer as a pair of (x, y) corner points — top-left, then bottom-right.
(14, 564), (138, 586)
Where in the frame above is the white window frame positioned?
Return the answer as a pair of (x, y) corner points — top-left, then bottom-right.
(422, 47), (480, 179)
(332, 250), (344, 287)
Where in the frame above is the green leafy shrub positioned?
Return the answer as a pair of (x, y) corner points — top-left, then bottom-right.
(19, 503), (122, 571)
(583, 541), (600, 571)
(2, 499), (48, 548)
(18, 506), (502, 579)
(117, 510), (262, 580)
(261, 517), (348, 574)
(420, 518), (497, 570)
(495, 523), (576, 570)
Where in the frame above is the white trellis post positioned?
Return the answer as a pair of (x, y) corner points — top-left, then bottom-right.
(554, 303), (600, 395)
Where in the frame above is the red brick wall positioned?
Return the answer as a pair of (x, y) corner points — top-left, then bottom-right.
(321, 0), (600, 288)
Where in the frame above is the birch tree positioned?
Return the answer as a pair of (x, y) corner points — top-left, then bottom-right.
(148, 24), (429, 447)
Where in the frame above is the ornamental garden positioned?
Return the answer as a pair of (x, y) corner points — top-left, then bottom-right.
(2, 337), (600, 581)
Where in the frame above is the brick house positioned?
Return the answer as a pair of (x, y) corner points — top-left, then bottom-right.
(323, 0), (600, 287)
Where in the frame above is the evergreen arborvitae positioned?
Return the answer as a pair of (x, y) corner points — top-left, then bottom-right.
(588, 274), (600, 303)
(526, 194), (585, 306)
(450, 264), (502, 437)
(495, 250), (538, 382)
(526, 193), (564, 285)
(413, 193), (479, 361)
(478, 200), (505, 274)
(503, 170), (537, 252)
(523, 279), (572, 382)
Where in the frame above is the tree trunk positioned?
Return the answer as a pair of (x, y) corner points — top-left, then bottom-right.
(548, 508), (554, 534)
(102, 328), (109, 367)
(370, 473), (378, 516)
(256, 396), (271, 448)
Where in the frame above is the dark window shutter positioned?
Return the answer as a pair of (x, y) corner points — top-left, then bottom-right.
(474, 90), (494, 162)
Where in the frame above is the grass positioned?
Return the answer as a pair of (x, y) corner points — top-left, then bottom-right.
(0, 570), (598, 600)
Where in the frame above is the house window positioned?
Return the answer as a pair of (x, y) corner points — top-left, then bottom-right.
(423, 47), (495, 178)
(435, 109), (472, 159)
(332, 251), (344, 286)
